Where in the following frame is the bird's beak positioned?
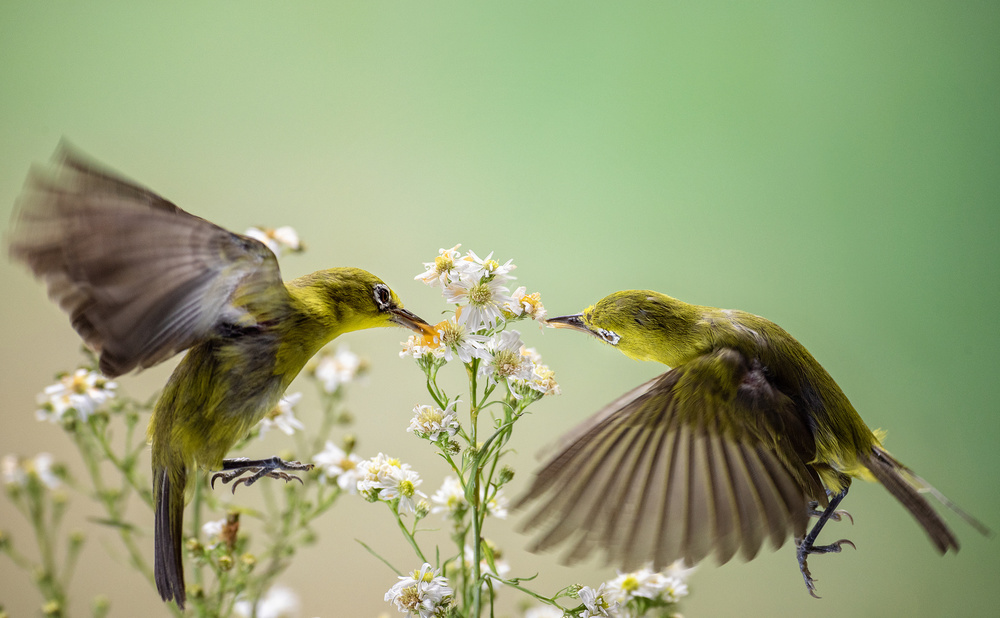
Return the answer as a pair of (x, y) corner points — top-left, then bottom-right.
(390, 306), (435, 336)
(545, 313), (592, 335)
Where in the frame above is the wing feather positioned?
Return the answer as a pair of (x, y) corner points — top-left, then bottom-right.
(518, 347), (819, 570)
(9, 145), (288, 377)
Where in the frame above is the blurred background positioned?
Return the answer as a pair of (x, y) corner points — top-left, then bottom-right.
(1, 2), (998, 616)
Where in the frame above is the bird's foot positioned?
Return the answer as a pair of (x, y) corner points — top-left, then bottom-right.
(211, 456), (314, 494)
(807, 501), (854, 525)
(795, 537), (856, 598)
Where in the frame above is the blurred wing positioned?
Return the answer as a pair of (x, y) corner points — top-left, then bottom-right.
(517, 347), (824, 570)
(8, 144), (289, 377)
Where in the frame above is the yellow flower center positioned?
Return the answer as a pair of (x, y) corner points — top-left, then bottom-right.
(621, 575), (639, 592)
(467, 283), (492, 306)
(492, 350), (520, 377)
(434, 255), (454, 274)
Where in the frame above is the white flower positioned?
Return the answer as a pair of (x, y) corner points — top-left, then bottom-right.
(312, 441), (363, 493)
(479, 330), (535, 393)
(523, 605), (564, 618)
(400, 332), (446, 361)
(407, 401), (460, 441)
(36, 368), (117, 423)
(431, 318), (489, 363)
(201, 518), (226, 540)
(385, 563), (453, 618)
(357, 453), (427, 515)
(460, 250), (516, 283)
(430, 476), (507, 520)
(579, 584), (619, 618)
(604, 561), (692, 606)
(245, 226), (302, 258)
(257, 393), (305, 438)
(2, 454), (25, 487)
(415, 244), (467, 288)
(517, 346), (560, 397)
(430, 475), (467, 517)
(505, 286), (547, 323)
(30, 453), (61, 490)
(234, 584), (301, 618)
(444, 277), (513, 334)
(313, 345), (363, 393)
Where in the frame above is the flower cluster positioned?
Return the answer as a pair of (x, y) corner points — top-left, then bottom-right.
(35, 368), (117, 423)
(357, 453), (427, 515)
(408, 401), (461, 442)
(384, 563), (454, 618)
(2, 453), (62, 490)
(312, 440), (364, 493)
(553, 561), (694, 618)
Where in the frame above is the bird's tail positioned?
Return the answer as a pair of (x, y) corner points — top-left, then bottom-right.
(153, 460), (187, 608)
(863, 446), (990, 553)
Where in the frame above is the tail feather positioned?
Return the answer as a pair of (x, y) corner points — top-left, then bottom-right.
(864, 447), (959, 554)
(153, 465), (187, 608)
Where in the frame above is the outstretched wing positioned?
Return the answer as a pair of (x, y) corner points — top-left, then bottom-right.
(517, 347), (825, 570)
(8, 144), (289, 377)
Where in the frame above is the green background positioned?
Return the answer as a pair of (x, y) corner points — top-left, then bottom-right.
(1, 2), (998, 616)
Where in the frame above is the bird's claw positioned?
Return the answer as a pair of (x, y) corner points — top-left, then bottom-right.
(210, 457), (314, 494)
(796, 537), (856, 598)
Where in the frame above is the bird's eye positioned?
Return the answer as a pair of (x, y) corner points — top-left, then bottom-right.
(373, 284), (392, 311)
(597, 328), (620, 345)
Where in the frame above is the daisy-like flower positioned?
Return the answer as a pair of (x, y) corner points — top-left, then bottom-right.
(429, 476), (508, 520)
(36, 368), (117, 423)
(384, 563), (453, 618)
(407, 401), (460, 441)
(28, 453), (61, 490)
(357, 453), (427, 515)
(505, 286), (547, 323)
(479, 330), (535, 393)
(233, 584), (301, 618)
(414, 244), (467, 288)
(400, 332), (446, 361)
(312, 440), (363, 492)
(245, 226), (303, 258)
(604, 565), (665, 604)
(443, 277), (513, 334)
(579, 584), (619, 618)
(2, 454), (26, 487)
(201, 518), (227, 540)
(257, 393), (305, 438)
(429, 475), (467, 518)
(516, 346), (560, 397)
(312, 344), (364, 394)
(460, 250), (516, 283)
(431, 318), (489, 363)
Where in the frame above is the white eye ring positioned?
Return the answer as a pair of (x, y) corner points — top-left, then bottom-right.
(597, 328), (620, 345)
(373, 284), (392, 310)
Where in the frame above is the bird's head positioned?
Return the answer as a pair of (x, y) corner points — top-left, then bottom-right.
(546, 290), (703, 366)
(291, 267), (433, 339)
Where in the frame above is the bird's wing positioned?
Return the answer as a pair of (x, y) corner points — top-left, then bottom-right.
(517, 346), (825, 570)
(8, 144), (289, 377)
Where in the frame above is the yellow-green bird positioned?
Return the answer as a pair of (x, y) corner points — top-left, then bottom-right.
(518, 290), (988, 596)
(8, 145), (432, 609)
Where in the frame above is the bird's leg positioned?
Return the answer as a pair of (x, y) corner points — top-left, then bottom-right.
(211, 456), (314, 494)
(796, 488), (856, 598)
(806, 501), (854, 525)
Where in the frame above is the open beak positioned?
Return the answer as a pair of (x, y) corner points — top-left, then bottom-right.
(545, 313), (592, 335)
(390, 306), (435, 336)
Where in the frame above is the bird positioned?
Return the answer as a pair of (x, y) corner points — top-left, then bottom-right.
(516, 289), (989, 596)
(8, 144), (433, 608)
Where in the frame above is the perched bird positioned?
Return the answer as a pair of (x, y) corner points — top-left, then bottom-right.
(8, 145), (432, 608)
(518, 290), (988, 596)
